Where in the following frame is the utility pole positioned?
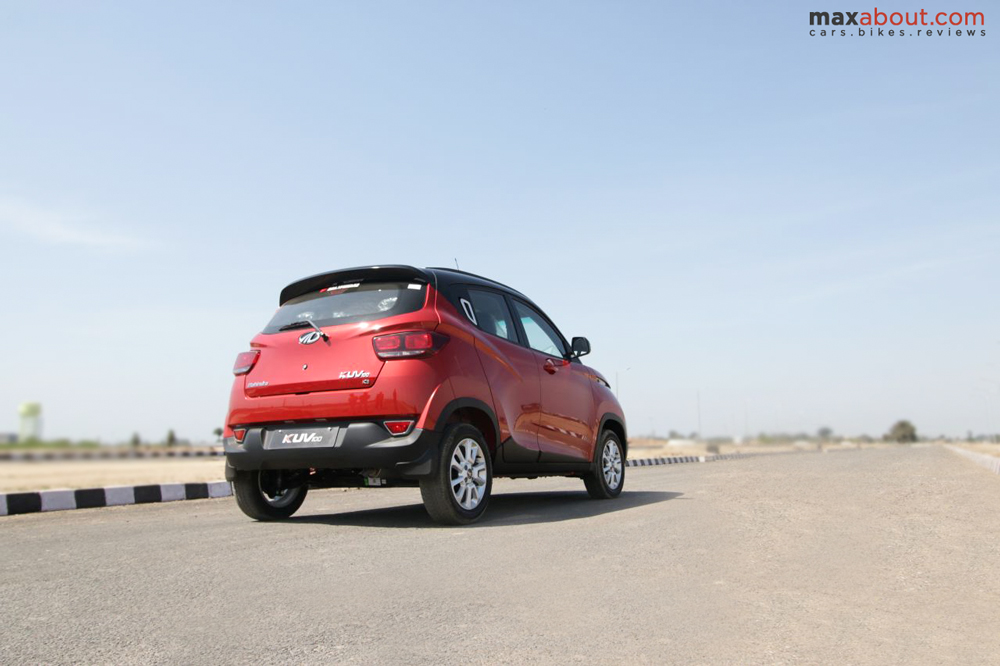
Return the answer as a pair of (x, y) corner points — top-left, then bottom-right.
(615, 367), (631, 400)
(696, 390), (702, 440)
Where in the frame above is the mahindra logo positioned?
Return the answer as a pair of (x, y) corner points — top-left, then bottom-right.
(281, 433), (324, 444)
(298, 331), (322, 345)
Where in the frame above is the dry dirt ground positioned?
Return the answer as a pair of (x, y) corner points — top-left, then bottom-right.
(953, 442), (1000, 458)
(0, 458), (226, 491)
(0, 444), (797, 492)
(626, 438), (878, 458)
(2, 446), (998, 664)
(0, 443), (958, 492)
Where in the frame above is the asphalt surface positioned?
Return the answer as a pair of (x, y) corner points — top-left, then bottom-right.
(2, 446), (999, 664)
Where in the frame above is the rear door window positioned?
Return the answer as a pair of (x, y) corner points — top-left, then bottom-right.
(512, 301), (567, 358)
(263, 281), (426, 333)
(464, 289), (517, 342)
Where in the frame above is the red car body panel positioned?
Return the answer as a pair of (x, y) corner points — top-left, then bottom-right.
(435, 299), (542, 460)
(536, 354), (599, 462)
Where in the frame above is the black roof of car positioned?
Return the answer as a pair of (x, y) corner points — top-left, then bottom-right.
(424, 267), (528, 299)
(279, 265), (528, 305)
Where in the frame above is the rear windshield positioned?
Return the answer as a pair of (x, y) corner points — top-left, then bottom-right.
(263, 281), (427, 333)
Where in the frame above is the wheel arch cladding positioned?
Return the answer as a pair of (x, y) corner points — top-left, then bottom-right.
(439, 398), (499, 456)
(600, 414), (627, 457)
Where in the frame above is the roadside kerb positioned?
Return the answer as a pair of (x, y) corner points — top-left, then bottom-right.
(946, 445), (1000, 475)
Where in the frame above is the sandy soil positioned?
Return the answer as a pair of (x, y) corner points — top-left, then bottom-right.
(953, 442), (1000, 458)
(0, 459), (226, 492)
(0, 441), (978, 492)
(627, 438), (818, 458)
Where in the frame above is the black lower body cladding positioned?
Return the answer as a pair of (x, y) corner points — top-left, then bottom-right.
(224, 421), (441, 479)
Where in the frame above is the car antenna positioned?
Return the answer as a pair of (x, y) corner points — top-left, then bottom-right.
(454, 258), (460, 269)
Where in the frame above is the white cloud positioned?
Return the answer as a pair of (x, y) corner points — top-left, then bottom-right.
(0, 197), (148, 250)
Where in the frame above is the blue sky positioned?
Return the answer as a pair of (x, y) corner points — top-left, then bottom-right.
(1, 1), (997, 442)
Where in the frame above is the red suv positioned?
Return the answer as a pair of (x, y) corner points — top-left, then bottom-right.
(223, 266), (627, 524)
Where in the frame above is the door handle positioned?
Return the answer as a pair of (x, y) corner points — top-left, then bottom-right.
(543, 358), (567, 374)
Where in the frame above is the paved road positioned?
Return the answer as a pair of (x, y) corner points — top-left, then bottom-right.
(2, 446), (999, 664)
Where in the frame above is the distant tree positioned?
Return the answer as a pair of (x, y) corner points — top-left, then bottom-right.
(885, 420), (917, 443)
(166, 429), (178, 447)
(667, 430), (683, 440)
(817, 427), (833, 440)
(130, 433), (141, 447)
(213, 427), (224, 442)
(688, 431), (699, 440)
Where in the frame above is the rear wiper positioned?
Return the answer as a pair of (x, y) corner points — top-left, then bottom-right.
(278, 320), (329, 340)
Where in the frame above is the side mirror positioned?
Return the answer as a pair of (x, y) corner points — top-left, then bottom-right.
(571, 336), (591, 358)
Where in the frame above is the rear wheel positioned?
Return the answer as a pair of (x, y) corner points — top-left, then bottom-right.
(584, 431), (625, 499)
(420, 423), (493, 525)
(233, 469), (308, 520)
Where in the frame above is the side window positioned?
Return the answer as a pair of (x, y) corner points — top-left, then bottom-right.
(466, 289), (516, 342)
(513, 301), (567, 358)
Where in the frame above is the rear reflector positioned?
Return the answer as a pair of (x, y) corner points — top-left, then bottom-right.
(233, 428), (247, 443)
(372, 331), (448, 359)
(384, 420), (414, 436)
(233, 350), (260, 375)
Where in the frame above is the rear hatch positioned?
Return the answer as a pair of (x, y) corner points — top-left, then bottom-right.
(244, 279), (429, 397)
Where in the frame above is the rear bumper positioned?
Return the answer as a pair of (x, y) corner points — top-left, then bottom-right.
(224, 421), (440, 479)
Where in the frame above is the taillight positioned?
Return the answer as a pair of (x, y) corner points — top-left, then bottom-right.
(232, 428), (247, 443)
(384, 420), (414, 436)
(372, 331), (448, 359)
(233, 350), (260, 375)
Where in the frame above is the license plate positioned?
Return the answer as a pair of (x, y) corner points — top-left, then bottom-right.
(265, 427), (339, 449)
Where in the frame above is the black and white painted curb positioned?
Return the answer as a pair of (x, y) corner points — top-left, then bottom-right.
(0, 449), (223, 461)
(946, 445), (1000, 475)
(0, 481), (231, 517)
(626, 451), (770, 467)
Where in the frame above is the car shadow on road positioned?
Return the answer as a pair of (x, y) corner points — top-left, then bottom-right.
(289, 490), (683, 528)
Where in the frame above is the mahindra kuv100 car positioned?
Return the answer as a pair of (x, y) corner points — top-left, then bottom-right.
(223, 265), (627, 524)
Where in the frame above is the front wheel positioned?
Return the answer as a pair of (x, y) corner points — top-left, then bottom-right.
(233, 469), (308, 521)
(420, 424), (493, 525)
(584, 431), (625, 499)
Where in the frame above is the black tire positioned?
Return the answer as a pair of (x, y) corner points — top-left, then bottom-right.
(584, 431), (625, 499)
(233, 469), (308, 521)
(420, 423), (493, 525)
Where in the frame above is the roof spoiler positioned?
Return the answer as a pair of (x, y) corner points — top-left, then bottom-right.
(279, 265), (433, 305)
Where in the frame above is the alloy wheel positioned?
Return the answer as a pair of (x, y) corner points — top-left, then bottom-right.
(450, 438), (488, 510)
(602, 439), (623, 490)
